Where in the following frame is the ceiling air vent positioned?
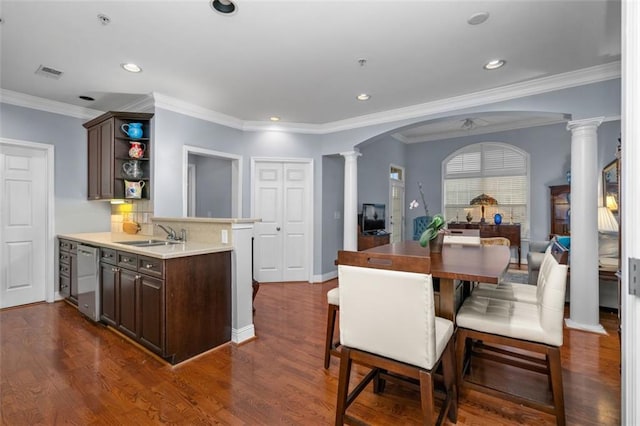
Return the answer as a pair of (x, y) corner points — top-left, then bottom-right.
(35, 65), (64, 79)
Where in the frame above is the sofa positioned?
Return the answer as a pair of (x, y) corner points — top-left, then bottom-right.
(527, 236), (571, 285)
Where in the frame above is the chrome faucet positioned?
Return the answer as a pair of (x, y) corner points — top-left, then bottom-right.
(157, 224), (177, 240)
(156, 224), (187, 242)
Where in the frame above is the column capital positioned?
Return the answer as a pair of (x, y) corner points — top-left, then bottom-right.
(339, 150), (362, 159)
(566, 116), (604, 132)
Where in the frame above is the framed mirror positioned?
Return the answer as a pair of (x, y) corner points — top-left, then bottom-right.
(603, 159), (619, 215)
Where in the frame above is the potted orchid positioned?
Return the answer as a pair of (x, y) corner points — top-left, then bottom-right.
(419, 214), (446, 251)
(409, 182), (446, 251)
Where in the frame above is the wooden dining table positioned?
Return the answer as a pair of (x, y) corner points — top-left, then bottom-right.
(364, 241), (511, 322)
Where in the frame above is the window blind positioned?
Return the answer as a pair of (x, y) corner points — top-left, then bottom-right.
(443, 143), (529, 237)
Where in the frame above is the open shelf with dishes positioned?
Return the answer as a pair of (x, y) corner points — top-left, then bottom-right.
(84, 112), (154, 200)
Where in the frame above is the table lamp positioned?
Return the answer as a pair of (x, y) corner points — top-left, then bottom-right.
(470, 193), (498, 223)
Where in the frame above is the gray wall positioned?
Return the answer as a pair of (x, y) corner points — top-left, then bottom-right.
(188, 154), (233, 217)
(321, 155), (344, 274)
(357, 136), (406, 230)
(0, 103), (111, 233)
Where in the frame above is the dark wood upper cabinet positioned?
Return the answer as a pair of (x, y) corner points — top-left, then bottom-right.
(83, 111), (153, 200)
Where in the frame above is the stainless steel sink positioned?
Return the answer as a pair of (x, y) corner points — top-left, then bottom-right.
(115, 239), (183, 247)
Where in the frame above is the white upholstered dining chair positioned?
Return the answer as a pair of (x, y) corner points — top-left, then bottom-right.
(323, 287), (340, 368)
(455, 242), (569, 425)
(471, 241), (564, 304)
(335, 250), (457, 425)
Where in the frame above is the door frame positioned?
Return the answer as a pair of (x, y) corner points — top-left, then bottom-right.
(0, 137), (55, 303)
(251, 157), (314, 283)
(388, 164), (405, 243)
(182, 145), (243, 217)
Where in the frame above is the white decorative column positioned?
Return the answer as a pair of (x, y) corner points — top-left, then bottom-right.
(565, 117), (605, 333)
(231, 222), (256, 343)
(340, 151), (361, 251)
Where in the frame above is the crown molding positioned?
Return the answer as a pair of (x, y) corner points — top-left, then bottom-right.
(152, 92), (244, 130)
(1, 61), (620, 133)
(0, 89), (104, 120)
(317, 61), (621, 134)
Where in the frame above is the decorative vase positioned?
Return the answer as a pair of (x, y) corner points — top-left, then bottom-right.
(428, 230), (445, 254)
(128, 141), (146, 159)
(121, 122), (143, 139)
(466, 212), (473, 223)
(122, 160), (143, 179)
(494, 213), (502, 225)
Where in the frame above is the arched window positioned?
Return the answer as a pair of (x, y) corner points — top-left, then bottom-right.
(443, 142), (530, 237)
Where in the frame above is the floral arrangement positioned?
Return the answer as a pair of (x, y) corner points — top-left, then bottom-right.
(409, 182), (446, 247)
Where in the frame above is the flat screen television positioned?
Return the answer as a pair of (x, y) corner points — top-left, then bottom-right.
(361, 203), (386, 234)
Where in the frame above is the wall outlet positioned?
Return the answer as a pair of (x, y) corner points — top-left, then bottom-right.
(221, 229), (228, 244)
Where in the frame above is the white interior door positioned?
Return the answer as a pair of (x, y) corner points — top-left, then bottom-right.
(253, 160), (310, 283)
(0, 144), (47, 308)
(254, 162), (284, 282)
(282, 163), (309, 281)
(389, 170), (405, 244)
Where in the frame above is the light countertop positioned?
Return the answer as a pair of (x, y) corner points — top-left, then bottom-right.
(58, 232), (232, 259)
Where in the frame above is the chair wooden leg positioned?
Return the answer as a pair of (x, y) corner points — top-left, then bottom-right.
(324, 303), (338, 369)
(455, 329), (469, 398)
(548, 347), (566, 426)
(335, 347), (352, 426)
(419, 370), (435, 425)
(442, 340), (458, 423)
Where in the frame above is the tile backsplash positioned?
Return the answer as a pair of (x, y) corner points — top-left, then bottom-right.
(111, 199), (154, 235)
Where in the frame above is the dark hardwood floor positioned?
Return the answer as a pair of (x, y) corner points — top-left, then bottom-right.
(1, 279), (620, 425)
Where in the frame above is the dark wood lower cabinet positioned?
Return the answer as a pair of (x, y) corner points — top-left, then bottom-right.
(117, 268), (138, 341)
(97, 247), (231, 364)
(99, 262), (117, 327)
(138, 275), (164, 354)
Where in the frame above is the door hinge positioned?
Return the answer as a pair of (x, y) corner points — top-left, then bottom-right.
(629, 258), (640, 296)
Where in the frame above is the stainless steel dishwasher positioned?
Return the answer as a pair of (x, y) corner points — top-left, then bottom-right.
(77, 244), (100, 321)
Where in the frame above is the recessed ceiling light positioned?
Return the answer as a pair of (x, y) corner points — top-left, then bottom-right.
(79, 95), (95, 101)
(270, 116), (280, 122)
(121, 63), (142, 73)
(483, 59), (506, 70)
(97, 13), (111, 25)
(467, 12), (489, 25)
(357, 93), (371, 101)
(211, 0), (236, 15)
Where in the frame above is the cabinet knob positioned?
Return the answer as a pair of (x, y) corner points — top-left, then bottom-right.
(276, 227), (281, 231)
(135, 275), (141, 280)
(145, 264), (154, 269)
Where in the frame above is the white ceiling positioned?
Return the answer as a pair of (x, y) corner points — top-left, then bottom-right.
(0, 1), (621, 137)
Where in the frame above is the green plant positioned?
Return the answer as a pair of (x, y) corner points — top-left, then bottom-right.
(419, 214), (445, 247)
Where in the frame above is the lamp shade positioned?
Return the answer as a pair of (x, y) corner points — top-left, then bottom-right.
(470, 193), (498, 223)
(597, 206), (619, 233)
(470, 193), (498, 206)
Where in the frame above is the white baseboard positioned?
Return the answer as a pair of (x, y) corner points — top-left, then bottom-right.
(312, 270), (338, 283)
(564, 318), (607, 335)
(232, 324), (256, 343)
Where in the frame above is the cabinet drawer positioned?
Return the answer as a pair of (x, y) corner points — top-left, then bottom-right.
(100, 248), (117, 265)
(59, 262), (71, 277)
(138, 256), (164, 278)
(59, 239), (77, 252)
(59, 252), (71, 265)
(59, 274), (70, 294)
(117, 252), (138, 270)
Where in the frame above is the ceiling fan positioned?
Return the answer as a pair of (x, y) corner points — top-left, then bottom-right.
(460, 117), (490, 131)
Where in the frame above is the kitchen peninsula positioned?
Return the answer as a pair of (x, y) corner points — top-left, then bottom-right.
(58, 217), (258, 364)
